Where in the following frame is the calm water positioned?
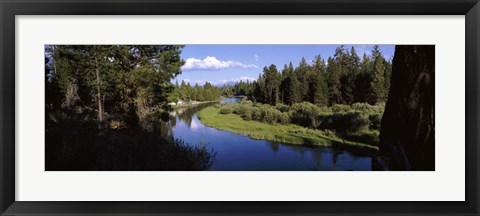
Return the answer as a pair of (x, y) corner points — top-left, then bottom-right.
(169, 98), (372, 171)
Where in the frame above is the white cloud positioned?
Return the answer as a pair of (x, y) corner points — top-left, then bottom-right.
(254, 54), (260, 61)
(232, 76), (256, 82)
(182, 56), (258, 71)
(190, 119), (202, 130)
(194, 80), (206, 85)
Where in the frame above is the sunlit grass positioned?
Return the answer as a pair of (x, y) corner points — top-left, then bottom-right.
(198, 106), (378, 151)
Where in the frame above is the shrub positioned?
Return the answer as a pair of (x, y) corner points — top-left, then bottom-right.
(322, 129), (337, 138)
(331, 104), (351, 113)
(213, 104), (221, 109)
(351, 102), (373, 112)
(275, 103), (290, 113)
(240, 99), (253, 106)
(290, 102), (322, 128)
(320, 111), (370, 133)
(261, 106), (279, 124)
(369, 113), (383, 130)
(234, 104), (250, 116)
(241, 107), (253, 121)
(277, 112), (291, 124)
(348, 112), (370, 133)
(219, 107), (233, 114)
(252, 107), (263, 121)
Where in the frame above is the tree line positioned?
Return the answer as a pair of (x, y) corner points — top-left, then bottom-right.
(225, 45), (392, 106)
(169, 80), (222, 104)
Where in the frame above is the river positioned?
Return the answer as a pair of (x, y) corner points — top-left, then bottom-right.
(169, 97), (372, 171)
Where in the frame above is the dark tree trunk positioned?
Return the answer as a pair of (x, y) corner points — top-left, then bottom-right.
(373, 45), (435, 171)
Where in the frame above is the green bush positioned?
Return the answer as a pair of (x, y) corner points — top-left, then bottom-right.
(320, 111), (370, 133)
(277, 112), (290, 124)
(261, 106), (278, 124)
(275, 103), (290, 113)
(351, 102), (373, 112)
(369, 113), (383, 130)
(240, 107), (253, 121)
(322, 129), (337, 138)
(234, 104), (250, 116)
(252, 107), (263, 121)
(331, 104), (351, 113)
(290, 102), (322, 128)
(240, 99), (254, 106)
(219, 107), (233, 114)
(352, 102), (384, 115)
(348, 112), (370, 133)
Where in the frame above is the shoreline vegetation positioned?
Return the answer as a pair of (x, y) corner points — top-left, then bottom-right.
(198, 98), (381, 154)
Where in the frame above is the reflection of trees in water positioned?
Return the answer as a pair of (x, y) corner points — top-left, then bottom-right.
(158, 116), (176, 140)
(286, 146), (307, 159)
(310, 150), (323, 167)
(173, 103), (216, 128)
(267, 142), (280, 153)
(177, 109), (194, 126)
(332, 150), (341, 166)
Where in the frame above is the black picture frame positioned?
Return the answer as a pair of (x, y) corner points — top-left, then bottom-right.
(1, 0), (479, 215)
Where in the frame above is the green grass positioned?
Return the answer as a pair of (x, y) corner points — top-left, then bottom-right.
(198, 106), (378, 151)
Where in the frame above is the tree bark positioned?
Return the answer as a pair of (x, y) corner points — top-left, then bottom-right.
(373, 45), (435, 171)
(95, 56), (103, 123)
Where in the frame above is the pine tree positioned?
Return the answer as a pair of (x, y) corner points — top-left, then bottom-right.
(339, 47), (359, 104)
(370, 45), (387, 104)
(295, 57), (310, 101)
(281, 62), (301, 105)
(263, 64), (281, 105)
(354, 53), (374, 103)
(253, 74), (266, 103)
(327, 56), (342, 105)
(308, 55), (329, 106)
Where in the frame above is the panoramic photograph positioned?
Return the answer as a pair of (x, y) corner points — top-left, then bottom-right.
(45, 44), (434, 171)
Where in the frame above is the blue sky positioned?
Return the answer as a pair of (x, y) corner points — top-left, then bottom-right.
(174, 45), (395, 86)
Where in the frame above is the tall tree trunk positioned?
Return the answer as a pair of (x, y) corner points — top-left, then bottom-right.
(373, 45), (435, 171)
(95, 57), (103, 123)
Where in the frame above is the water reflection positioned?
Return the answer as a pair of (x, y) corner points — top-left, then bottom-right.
(167, 97), (372, 171)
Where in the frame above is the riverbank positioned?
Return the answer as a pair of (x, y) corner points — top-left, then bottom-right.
(197, 106), (378, 152)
